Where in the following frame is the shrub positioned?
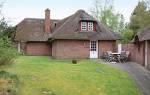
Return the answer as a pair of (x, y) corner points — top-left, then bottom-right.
(72, 60), (78, 64)
(0, 37), (19, 66)
(0, 18), (19, 66)
(0, 48), (18, 66)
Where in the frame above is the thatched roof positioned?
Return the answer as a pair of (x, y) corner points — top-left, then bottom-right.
(134, 26), (150, 42)
(15, 18), (58, 41)
(15, 10), (120, 42)
(51, 10), (120, 40)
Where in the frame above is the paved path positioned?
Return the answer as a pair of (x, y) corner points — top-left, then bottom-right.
(102, 61), (150, 95)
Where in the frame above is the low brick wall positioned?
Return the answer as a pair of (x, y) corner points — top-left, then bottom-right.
(98, 40), (116, 57)
(122, 43), (145, 66)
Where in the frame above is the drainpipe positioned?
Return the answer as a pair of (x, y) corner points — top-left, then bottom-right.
(145, 40), (148, 68)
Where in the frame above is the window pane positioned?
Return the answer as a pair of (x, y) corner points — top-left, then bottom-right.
(88, 22), (93, 31)
(91, 41), (97, 51)
(81, 22), (87, 31)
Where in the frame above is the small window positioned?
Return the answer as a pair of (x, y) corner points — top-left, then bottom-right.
(88, 22), (93, 31)
(81, 21), (94, 31)
(81, 22), (87, 31)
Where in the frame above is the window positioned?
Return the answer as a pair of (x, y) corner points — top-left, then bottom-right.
(90, 41), (97, 51)
(81, 21), (94, 31)
(88, 22), (93, 31)
(81, 22), (87, 31)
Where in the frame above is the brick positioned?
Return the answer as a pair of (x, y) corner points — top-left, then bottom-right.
(52, 40), (116, 59)
(122, 43), (145, 66)
(26, 42), (52, 56)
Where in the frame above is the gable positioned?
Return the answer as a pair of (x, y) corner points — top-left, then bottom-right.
(51, 10), (120, 40)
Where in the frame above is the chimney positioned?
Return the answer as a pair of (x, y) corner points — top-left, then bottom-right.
(45, 8), (51, 33)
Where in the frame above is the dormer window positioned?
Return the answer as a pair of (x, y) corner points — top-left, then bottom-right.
(81, 21), (95, 31)
(81, 22), (87, 31)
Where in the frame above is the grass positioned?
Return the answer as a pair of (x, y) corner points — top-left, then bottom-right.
(1, 56), (141, 95)
(0, 71), (19, 95)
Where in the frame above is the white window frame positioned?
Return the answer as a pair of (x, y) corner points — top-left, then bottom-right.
(81, 22), (87, 31)
(88, 22), (93, 31)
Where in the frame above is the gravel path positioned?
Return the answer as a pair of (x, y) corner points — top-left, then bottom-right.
(102, 61), (150, 95)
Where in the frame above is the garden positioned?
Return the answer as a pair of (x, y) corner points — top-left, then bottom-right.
(1, 56), (141, 95)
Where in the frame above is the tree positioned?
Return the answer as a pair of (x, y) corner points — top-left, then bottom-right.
(0, 4), (18, 66)
(90, 0), (113, 21)
(145, 0), (150, 10)
(0, 18), (8, 37)
(0, 19), (18, 66)
(119, 15), (125, 32)
(100, 6), (119, 31)
(90, 0), (124, 32)
(0, 18), (16, 39)
(130, 1), (150, 34)
(121, 26), (134, 43)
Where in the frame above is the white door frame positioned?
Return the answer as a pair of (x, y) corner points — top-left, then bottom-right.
(118, 44), (122, 53)
(90, 41), (98, 58)
(145, 41), (148, 68)
(18, 42), (21, 53)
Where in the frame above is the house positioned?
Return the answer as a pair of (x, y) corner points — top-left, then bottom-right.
(15, 9), (120, 59)
(122, 26), (150, 70)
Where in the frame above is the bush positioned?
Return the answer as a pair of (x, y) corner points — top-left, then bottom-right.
(0, 48), (18, 66)
(0, 37), (19, 66)
(72, 60), (78, 64)
(0, 18), (19, 66)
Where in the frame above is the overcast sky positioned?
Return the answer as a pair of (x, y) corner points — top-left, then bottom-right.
(2, 0), (139, 26)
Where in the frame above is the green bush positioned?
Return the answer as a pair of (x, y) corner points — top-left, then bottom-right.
(0, 37), (19, 66)
(0, 18), (18, 66)
(72, 59), (78, 64)
(0, 48), (18, 66)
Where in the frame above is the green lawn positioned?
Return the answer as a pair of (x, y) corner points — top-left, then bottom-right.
(2, 56), (141, 95)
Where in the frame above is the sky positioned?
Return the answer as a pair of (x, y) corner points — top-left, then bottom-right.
(1, 0), (139, 26)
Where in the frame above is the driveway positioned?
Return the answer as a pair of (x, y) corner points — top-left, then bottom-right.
(103, 62), (150, 95)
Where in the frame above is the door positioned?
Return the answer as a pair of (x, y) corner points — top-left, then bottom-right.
(90, 41), (98, 58)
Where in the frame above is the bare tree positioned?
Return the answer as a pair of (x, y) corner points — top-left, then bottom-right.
(90, 0), (101, 20)
(145, 0), (150, 10)
(90, 0), (113, 21)
(90, 0), (124, 32)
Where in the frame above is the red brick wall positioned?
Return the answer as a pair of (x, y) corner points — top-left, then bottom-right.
(26, 42), (52, 56)
(52, 40), (90, 59)
(122, 43), (145, 66)
(98, 41), (116, 57)
(52, 40), (116, 59)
